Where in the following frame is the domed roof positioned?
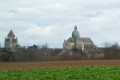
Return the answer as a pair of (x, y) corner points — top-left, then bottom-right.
(72, 25), (80, 40)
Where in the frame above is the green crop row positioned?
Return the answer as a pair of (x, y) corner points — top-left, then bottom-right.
(0, 66), (120, 80)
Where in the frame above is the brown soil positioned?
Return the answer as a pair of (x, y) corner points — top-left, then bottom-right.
(0, 60), (120, 71)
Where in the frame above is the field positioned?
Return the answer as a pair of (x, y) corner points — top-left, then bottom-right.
(0, 60), (120, 80)
(0, 66), (120, 80)
(0, 60), (120, 71)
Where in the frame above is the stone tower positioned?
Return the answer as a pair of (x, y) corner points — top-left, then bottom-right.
(4, 30), (20, 48)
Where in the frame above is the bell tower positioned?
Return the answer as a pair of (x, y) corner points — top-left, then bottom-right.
(4, 30), (20, 48)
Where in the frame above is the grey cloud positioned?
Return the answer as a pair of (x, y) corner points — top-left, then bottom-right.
(8, 10), (18, 13)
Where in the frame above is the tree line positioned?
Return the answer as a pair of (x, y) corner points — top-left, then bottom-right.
(0, 42), (120, 62)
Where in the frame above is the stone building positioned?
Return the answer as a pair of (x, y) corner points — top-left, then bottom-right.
(4, 30), (21, 48)
(63, 25), (95, 51)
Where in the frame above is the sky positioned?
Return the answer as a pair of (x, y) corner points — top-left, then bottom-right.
(0, 0), (120, 48)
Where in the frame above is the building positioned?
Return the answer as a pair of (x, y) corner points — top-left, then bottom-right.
(4, 30), (21, 48)
(63, 25), (96, 51)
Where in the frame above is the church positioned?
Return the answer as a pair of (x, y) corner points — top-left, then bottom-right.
(4, 30), (21, 49)
(63, 25), (96, 52)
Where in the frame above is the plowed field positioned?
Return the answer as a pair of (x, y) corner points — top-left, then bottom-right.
(0, 60), (120, 71)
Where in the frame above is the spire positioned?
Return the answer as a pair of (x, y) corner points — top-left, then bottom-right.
(74, 25), (77, 30)
(7, 30), (15, 37)
(16, 37), (18, 43)
(64, 39), (66, 42)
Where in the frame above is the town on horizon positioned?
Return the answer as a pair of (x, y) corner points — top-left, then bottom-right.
(0, 25), (119, 62)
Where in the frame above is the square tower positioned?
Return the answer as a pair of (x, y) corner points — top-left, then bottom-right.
(4, 30), (20, 48)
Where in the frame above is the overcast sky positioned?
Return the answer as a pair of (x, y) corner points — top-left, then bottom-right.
(0, 0), (120, 48)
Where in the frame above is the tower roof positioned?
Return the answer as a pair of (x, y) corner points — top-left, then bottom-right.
(68, 37), (74, 43)
(7, 30), (15, 37)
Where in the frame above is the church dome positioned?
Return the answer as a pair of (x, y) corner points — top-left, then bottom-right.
(72, 25), (80, 40)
